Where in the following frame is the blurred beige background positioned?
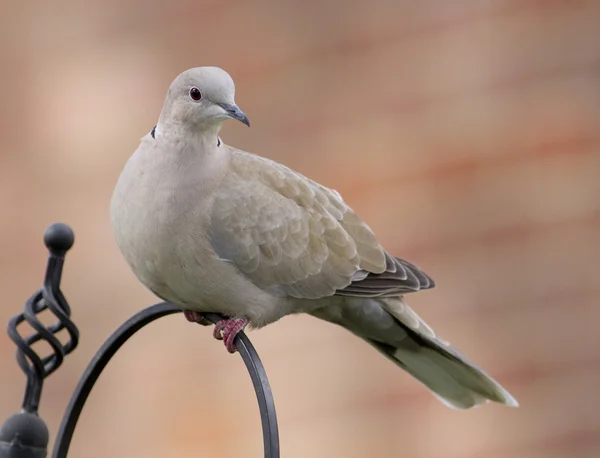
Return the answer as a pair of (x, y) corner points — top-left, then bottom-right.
(1, 1), (599, 457)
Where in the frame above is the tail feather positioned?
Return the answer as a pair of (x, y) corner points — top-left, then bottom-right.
(367, 335), (518, 409)
(310, 297), (518, 409)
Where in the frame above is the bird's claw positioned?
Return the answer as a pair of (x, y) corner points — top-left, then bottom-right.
(213, 317), (248, 353)
(183, 310), (213, 326)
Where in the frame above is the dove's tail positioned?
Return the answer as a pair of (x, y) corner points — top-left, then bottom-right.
(364, 327), (519, 409)
(310, 297), (518, 409)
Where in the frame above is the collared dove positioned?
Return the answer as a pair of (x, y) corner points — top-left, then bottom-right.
(110, 66), (518, 409)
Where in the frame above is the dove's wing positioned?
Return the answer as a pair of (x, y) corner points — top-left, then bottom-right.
(209, 150), (434, 299)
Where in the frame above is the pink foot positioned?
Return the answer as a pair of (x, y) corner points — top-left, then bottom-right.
(213, 317), (248, 353)
(183, 310), (212, 326)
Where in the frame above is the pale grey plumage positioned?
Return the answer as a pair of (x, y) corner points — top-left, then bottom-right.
(110, 66), (518, 409)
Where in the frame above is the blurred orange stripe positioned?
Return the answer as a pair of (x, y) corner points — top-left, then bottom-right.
(346, 133), (599, 198)
(496, 357), (600, 386)
(387, 58), (600, 116)
(425, 286), (600, 321)
(276, 58), (600, 140)
(242, 0), (595, 76)
(395, 208), (600, 258)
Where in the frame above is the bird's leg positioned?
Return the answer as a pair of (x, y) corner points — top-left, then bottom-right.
(183, 311), (248, 353)
(213, 317), (248, 353)
(183, 310), (213, 326)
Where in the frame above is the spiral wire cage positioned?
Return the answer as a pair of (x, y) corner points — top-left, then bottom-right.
(0, 223), (279, 458)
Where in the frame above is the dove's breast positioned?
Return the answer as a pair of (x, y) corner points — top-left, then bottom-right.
(110, 138), (284, 322)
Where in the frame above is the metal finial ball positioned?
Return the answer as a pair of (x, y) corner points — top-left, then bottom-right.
(43, 223), (75, 255)
(0, 411), (49, 449)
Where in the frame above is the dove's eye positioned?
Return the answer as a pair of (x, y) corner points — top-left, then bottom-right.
(189, 87), (202, 101)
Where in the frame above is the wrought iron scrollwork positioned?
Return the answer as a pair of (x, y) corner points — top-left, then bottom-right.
(8, 223), (79, 413)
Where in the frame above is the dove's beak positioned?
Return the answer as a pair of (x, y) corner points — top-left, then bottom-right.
(217, 102), (250, 127)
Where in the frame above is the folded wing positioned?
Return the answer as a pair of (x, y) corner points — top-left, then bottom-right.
(209, 150), (434, 299)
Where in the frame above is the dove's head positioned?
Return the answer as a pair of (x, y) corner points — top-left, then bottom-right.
(157, 67), (249, 133)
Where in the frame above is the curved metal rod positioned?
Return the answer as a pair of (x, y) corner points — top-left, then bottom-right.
(52, 302), (279, 458)
(203, 313), (280, 458)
